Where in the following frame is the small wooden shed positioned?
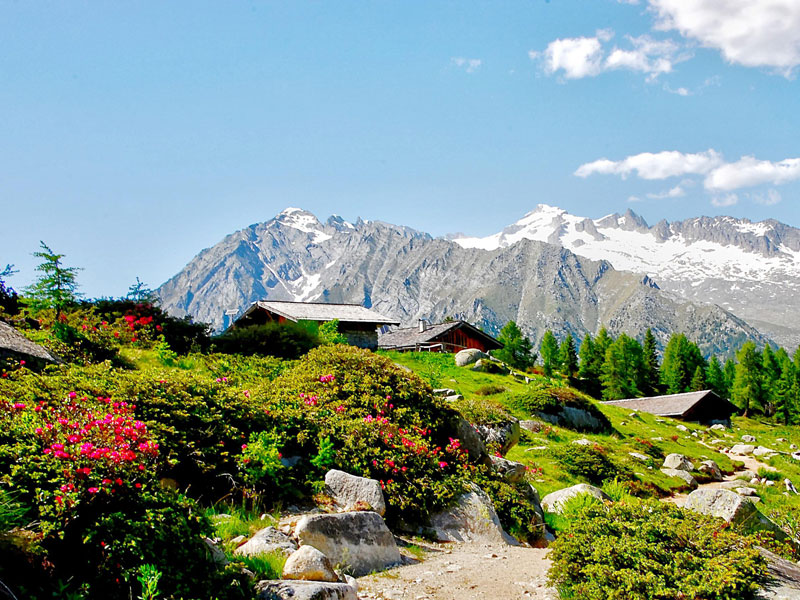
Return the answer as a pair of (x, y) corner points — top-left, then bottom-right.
(233, 301), (399, 350)
(378, 320), (503, 353)
(602, 390), (738, 425)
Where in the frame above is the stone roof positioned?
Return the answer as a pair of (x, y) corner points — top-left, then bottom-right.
(602, 390), (723, 417)
(0, 321), (60, 363)
(240, 301), (400, 325)
(378, 320), (502, 350)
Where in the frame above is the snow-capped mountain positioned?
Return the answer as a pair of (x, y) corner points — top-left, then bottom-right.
(157, 207), (773, 357)
(451, 204), (800, 349)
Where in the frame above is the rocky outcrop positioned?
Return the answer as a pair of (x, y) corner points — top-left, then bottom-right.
(454, 417), (489, 464)
(489, 455), (526, 484)
(295, 512), (401, 576)
(455, 349), (487, 367)
(429, 484), (516, 544)
(476, 419), (520, 455)
(699, 460), (723, 481)
(540, 484), (609, 514)
(282, 545), (339, 582)
(235, 527), (298, 557)
(255, 580), (357, 600)
(324, 469), (386, 516)
(684, 489), (787, 540)
(660, 468), (698, 489)
(535, 405), (610, 433)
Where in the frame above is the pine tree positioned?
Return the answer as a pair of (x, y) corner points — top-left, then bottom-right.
(495, 321), (535, 370)
(540, 330), (559, 377)
(601, 334), (643, 400)
(705, 356), (727, 398)
(761, 345), (781, 415)
(127, 277), (157, 304)
(557, 334), (578, 377)
(731, 341), (764, 417)
(642, 328), (660, 395)
(723, 358), (737, 393)
(690, 365), (706, 391)
(660, 334), (687, 394)
(577, 333), (601, 398)
(24, 241), (82, 320)
(774, 362), (796, 425)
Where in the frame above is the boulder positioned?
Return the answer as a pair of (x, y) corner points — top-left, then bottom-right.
(455, 348), (488, 367)
(662, 453), (694, 471)
(519, 420), (544, 433)
(676, 424), (689, 432)
(235, 527), (298, 558)
(523, 484), (546, 535)
(660, 468), (698, 489)
(699, 460), (723, 481)
(295, 512), (401, 576)
(730, 444), (756, 456)
(753, 446), (777, 457)
(736, 470), (758, 481)
(429, 483), (515, 544)
(741, 434), (757, 443)
(255, 581), (357, 600)
(489, 455), (526, 483)
(571, 438), (592, 446)
(433, 388), (456, 396)
(536, 406), (609, 433)
(759, 548), (800, 599)
(324, 469), (386, 516)
(710, 424), (726, 431)
(735, 487), (758, 497)
(444, 394), (464, 402)
(454, 417), (489, 464)
(684, 489), (786, 540)
(540, 484), (609, 514)
(471, 359), (508, 374)
(476, 419), (521, 455)
(204, 537), (229, 566)
(282, 545), (338, 582)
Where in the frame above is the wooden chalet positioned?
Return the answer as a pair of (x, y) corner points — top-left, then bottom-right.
(233, 301), (399, 350)
(602, 390), (738, 425)
(378, 319), (503, 353)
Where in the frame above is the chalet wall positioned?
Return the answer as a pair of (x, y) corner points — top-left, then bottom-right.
(343, 329), (378, 350)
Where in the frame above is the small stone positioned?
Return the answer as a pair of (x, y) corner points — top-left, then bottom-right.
(676, 424), (689, 432)
(571, 438), (592, 446)
(663, 453), (694, 471)
(629, 452), (651, 462)
(741, 435), (757, 443)
(282, 545), (339, 582)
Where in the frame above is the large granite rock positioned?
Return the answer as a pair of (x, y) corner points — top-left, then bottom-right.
(455, 348), (488, 367)
(295, 512), (401, 576)
(454, 417), (489, 464)
(429, 483), (515, 544)
(684, 488), (786, 540)
(753, 446), (778, 457)
(540, 484), (609, 514)
(535, 406), (609, 433)
(283, 545), (338, 582)
(730, 444), (756, 456)
(661, 468), (698, 489)
(699, 460), (723, 481)
(255, 581), (358, 600)
(235, 527), (298, 557)
(489, 455), (526, 483)
(662, 453), (694, 471)
(759, 547), (800, 599)
(476, 419), (521, 455)
(324, 469), (386, 516)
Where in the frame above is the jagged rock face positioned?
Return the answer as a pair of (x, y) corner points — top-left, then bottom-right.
(453, 204), (800, 349)
(157, 207), (773, 356)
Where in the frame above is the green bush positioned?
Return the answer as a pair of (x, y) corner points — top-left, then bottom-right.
(506, 384), (611, 431)
(554, 444), (631, 485)
(474, 384), (506, 396)
(213, 322), (320, 359)
(548, 499), (769, 600)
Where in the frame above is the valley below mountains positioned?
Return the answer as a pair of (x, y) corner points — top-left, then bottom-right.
(156, 206), (793, 357)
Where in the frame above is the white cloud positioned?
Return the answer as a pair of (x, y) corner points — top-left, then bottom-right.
(646, 183), (687, 199)
(648, 0), (800, 76)
(533, 30), (683, 81)
(703, 156), (800, 191)
(451, 57), (482, 73)
(751, 189), (782, 206)
(575, 150), (722, 180)
(711, 194), (739, 207)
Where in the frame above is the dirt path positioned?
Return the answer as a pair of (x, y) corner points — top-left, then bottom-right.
(357, 542), (556, 600)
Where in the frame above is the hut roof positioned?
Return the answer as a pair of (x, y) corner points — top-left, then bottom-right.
(0, 321), (60, 363)
(378, 320), (503, 350)
(602, 390), (732, 418)
(239, 301), (400, 325)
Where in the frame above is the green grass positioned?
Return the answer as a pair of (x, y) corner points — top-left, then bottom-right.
(237, 551), (286, 580)
(206, 503), (279, 541)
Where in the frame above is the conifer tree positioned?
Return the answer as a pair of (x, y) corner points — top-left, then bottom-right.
(540, 330), (559, 377)
(723, 358), (737, 393)
(642, 328), (660, 395)
(705, 356), (727, 398)
(558, 333), (578, 377)
(495, 320), (535, 370)
(761, 345), (781, 413)
(774, 362), (796, 425)
(577, 333), (601, 398)
(24, 241), (82, 320)
(601, 334), (643, 400)
(731, 341), (764, 417)
(690, 365), (706, 391)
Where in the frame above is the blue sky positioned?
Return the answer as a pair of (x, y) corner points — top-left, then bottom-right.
(1, 1), (799, 298)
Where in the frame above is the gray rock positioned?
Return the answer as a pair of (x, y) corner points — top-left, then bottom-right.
(735, 487), (758, 497)
(753, 446), (777, 457)
(255, 580), (358, 600)
(523, 484), (546, 535)
(730, 444), (756, 456)
(742, 434), (757, 443)
(476, 419), (521, 455)
(444, 394), (464, 402)
(519, 420), (544, 433)
(471, 358), (508, 374)
(663, 453), (694, 471)
(572, 438), (592, 446)
(295, 512), (401, 576)
(204, 537), (229, 566)
(429, 483), (516, 544)
(676, 424), (689, 432)
(283, 545), (338, 582)
(536, 406), (608, 433)
(699, 460), (723, 481)
(737, 470), (758, 480)
(792, 451), (800, 460)
(325, 469), (386, 516)
(433, 388), (456, 396)
(235, 527), (298, 558)
(710, 424), (726, 431)
(660, 468), (698, 489)
(455, 348), (488, 367)
(759, 547), (800, 599)
(490, 455), (527, 483)
(629, 452), (651, 462)
(684, 489), (787, 540)
(540, 484), (609, 514)
(454, 417), (489, 464)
